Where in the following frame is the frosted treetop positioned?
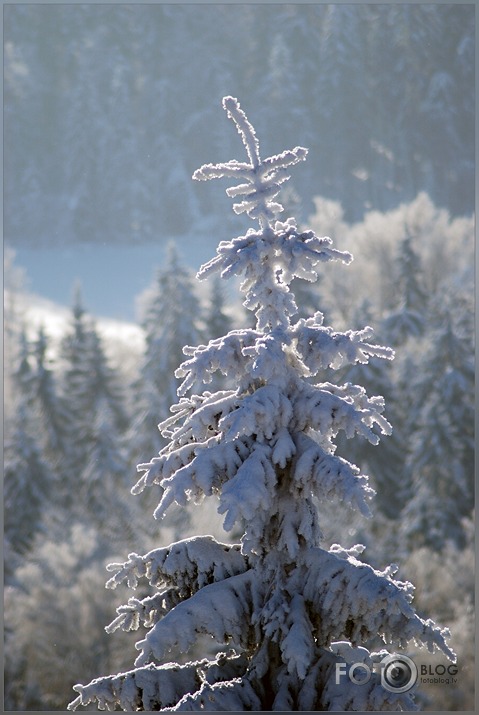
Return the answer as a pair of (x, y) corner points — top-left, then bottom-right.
(193, 96), (308, 227)
(193, 97), (352, 333)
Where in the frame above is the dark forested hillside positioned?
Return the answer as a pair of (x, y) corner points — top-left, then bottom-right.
(5, 3), (474, 248)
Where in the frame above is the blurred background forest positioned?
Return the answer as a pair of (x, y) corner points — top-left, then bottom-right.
(4, 3), (475, 711)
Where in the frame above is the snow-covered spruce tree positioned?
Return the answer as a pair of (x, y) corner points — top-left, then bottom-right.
(30, 325), (72, 470)
(382, 230), (428, 347)
(60, 287), (128, 512)
(400, 289), (474, 552)
(4, 328), (53, 576)
(128, 243), (203, 465)
(69, 97), (455, 712)
(4, 398), (52, 570)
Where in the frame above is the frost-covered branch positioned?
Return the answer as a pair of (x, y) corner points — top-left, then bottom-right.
(173, 676), (261, 711)
(69, 653), (249, 712)
(300, 546), (456, 660)
(293, 381), (392, 445)
(176, 329), (260, 395)
(106, 536), (247, 594)
(293, 432), (375, 517)
(292, 315), (394, 374)
(134, 570), (256, 666)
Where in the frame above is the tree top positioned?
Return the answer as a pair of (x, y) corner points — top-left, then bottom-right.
(193, 96), (308, 228)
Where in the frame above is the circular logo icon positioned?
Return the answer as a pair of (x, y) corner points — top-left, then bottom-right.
(381, 654), (418, 693)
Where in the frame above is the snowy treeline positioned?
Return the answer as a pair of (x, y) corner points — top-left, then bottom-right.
(5, 4), (473, 247)
(4, 97), (473, 710)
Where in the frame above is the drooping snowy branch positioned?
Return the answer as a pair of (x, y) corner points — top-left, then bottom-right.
(69, 653), (250, 712)
(292, 315), (394, 375)
(69, 661), (204, 712)
(176, 329), (261, 395)
(292, 432), (375, 518)
(106, 536), (248, 593)
(299, 545), (456, 660)
(103, 538), (249, 639)
(280, 593), (316, 679)
(293, 381), (392, 445)
(173, 676), (261, 711)
(134, 570), (256, 666)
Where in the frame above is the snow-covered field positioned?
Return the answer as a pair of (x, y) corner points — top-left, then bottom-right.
(10, 289), (144, 376)
(18, 291), (140, 344)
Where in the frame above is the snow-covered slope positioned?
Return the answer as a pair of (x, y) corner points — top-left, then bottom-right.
(8, 290), (145, 378)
